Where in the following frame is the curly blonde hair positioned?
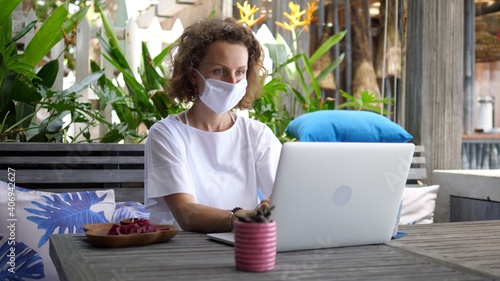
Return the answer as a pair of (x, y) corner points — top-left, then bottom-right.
(167, 18), (266, 109)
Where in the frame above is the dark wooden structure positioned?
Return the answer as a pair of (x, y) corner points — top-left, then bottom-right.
(404, 0), (464, 184)
(0, 143), (145, 202)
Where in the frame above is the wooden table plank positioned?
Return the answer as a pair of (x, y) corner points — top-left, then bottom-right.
(49, 221), (500, 281)
(49, 234), (97, 281)
(392, 221), (500, 278)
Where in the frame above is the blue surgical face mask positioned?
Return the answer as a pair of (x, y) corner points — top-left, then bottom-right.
(195, 69), (248, 115)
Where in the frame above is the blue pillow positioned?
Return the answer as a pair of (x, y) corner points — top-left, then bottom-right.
(0, 181), (115, 281)
(285, 110), (413, 142)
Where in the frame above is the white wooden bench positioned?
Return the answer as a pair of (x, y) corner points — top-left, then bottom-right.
(407, 145), (427, 186)
(0, 143), (144, 202)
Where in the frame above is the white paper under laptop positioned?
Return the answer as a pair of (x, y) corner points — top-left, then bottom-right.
(207, 142), (415, 252)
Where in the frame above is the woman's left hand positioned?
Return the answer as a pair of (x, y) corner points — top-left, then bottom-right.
(253, 197), (271, 213)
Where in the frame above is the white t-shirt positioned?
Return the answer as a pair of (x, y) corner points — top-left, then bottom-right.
(144, 112), (282, 225)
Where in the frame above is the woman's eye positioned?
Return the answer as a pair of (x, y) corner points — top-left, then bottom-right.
(213, 69), (225, 75)
(236, 70), (246, 76)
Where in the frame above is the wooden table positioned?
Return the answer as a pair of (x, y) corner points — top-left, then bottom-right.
(50, 220), (500, 281)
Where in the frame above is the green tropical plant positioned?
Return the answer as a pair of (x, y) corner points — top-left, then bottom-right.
(90, 5), (186, 143)
(236, 205), (275, 223)
(337, 90), (393, 115)
(242, 1), (393, 142)
(245, 12), (346, 141)
(265, 30), (346, 114)
(0, 0), (106, 142)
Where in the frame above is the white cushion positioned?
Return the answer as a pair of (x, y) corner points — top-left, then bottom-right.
(0, 181), (115, 281)
(400, 185), (439, 225)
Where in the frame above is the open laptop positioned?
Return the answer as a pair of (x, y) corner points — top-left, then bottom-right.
(207, 142), (415, 252)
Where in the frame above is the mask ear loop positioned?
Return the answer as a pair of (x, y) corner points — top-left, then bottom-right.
(191, 68), (204, 99)
(194, 69), (206, 81)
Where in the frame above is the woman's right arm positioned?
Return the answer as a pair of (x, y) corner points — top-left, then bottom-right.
(164, 193), (249, 233)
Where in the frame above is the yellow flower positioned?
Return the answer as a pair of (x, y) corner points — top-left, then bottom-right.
(275, 1), (317, 33)
(304, 1), (318, 28)
(275, 21), (294, 32)
(237, 1), (267, 28)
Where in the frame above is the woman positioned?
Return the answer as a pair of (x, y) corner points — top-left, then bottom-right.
(144, 18), (282, 233)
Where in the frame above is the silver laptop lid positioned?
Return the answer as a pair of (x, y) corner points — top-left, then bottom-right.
(270, 142), (415, 252)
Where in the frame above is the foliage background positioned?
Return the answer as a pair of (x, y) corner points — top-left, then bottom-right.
(1, 0), (391, 143)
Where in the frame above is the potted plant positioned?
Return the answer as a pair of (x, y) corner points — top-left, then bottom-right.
(233, 205), (276, 272)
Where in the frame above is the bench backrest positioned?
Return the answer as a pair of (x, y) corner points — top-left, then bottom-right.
(406, 145), (427, 185)
(0, 143), (426, 201)
(0, 143), (145, 202)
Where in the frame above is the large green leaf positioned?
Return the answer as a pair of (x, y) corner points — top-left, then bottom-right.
(62, 71), (104, 96)
(153, 41), (175, 66)
(62, 5), (90, 37)
(0, 15), (12, 56)
(0, 0), (23, 27)
(96, 33), (138, 88)
(0, 100), (15, 133)
(150, 90), (170, 118)
(39, 113), (65, 134)
(315, 53), (344, 84)
(97, 6), (130, 70)
(2, 46), (36, 80)
(35, 60), (59, 88)
(90, 60), (106, 88)
(265, 44), (289, 71)
(99, 50), (155, 114)
(10, 76), (40, 103)
(0, 54), (4, 89)
(5, 20), (37, 48)
(299, 54), (320, 99)
(15, 101), (35, 128)
(309, 30), (347, 64)
(22, 2), (69, 68)
(91, 70), (139, 130)
(0, 0), (22, 47)
(141, 42), (165, 90)
(20, 2), (88, 70)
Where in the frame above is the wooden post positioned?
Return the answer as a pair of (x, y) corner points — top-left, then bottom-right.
(147, 17), (163, 59)
(464, 0), (475, 135)
(333, 0), (341, 107)
(125, 18), (141, 79)
(76, 19), (91, 92)
(100, 26), (115, 139)
(221, 0), (233, 18)
(73, 18), (96, 142)
(405, 0), (464, 183)
(170, 18), (184, 44)
(50, 41), (65, 91)
(343, 0), (352, 95)
(23, 10), (37, 59)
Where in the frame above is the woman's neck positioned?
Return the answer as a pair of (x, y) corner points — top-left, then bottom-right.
(186, 105), (235, 132)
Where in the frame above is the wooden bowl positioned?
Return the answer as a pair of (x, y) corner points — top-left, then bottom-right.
(82, 222), (178, 248)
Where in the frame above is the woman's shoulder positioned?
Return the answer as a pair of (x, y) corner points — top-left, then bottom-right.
(149, 113), (185, 133)
(235, 114), (276, 136)
(236, 114), (267, 128)
(235, 112), (262, 125)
